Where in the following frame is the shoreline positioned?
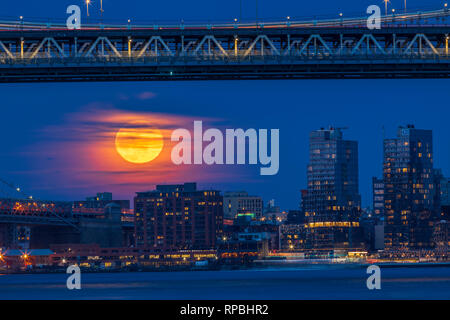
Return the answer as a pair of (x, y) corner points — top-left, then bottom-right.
(2, 261), (450, 275)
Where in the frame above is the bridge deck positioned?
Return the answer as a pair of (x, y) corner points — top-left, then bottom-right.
(0, 9), (449, 81)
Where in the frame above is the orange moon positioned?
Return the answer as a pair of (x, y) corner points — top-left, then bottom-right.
(115, 128), (164, 164)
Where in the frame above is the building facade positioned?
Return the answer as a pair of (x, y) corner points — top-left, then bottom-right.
(372, 177), (385, 217)
(301, 127), (364, 250)
(134, 183), (223, 250)
(383, 125), (437, 249)
(223, 191), (263, 220)
(440, 176), (450, 206)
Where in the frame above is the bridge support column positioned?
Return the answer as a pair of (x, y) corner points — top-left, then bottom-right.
(0, 224), (18, 248)
(393, 34), (396, 54)
(287, 34), (291, 54)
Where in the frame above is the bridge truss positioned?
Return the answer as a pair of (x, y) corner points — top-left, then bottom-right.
(0, 8), (450, 81)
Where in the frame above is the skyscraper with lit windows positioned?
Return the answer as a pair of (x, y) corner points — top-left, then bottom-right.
(383, 125), (437, 249)
(302, 127), (364, 250)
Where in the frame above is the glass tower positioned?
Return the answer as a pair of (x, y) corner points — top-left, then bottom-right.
(383, 125), (436, 249)
(302, 127), (363, 250)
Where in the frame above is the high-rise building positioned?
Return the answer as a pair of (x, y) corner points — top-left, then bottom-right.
(383, 125), (437, 249)
(301, 127), (364, 250)
(223, 191), (263, 220)
(440, 176), (450, 206)
(134, 183), (223, 250)
(372, 177), (385, 217)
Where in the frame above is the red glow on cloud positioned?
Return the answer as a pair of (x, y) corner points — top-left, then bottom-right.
(22, 105), (246, 200)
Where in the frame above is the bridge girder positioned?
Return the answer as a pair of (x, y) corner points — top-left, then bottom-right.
(0, 26), (450, 81)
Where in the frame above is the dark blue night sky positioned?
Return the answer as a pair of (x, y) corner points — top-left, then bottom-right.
(0, 0), (449, 210)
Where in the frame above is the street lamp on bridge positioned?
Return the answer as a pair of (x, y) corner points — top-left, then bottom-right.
(85, 0), (91, 17)
(383, 0), (390, 16)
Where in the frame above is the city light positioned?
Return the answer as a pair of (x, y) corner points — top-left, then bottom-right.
(383, 0), (390, 16)
(85, 0), (91, 17)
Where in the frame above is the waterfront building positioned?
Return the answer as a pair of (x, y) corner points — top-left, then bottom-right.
(134, 183), (223, 250)
(301, 127), (364, 250)
(280, 224), (306, 251)
(48, 243), (218, 270)
(383, 125), (437, 249)
(263, 199), (287, 222)
(286, 210), (305, 225)
(223, 191), (263, 220)
(440, 176), (450, 206)
(432, 221), (450, 252)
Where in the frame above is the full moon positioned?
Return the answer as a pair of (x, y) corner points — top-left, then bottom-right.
(115, 128), (164, 164)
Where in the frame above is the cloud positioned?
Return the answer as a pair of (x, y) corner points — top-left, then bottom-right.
(23, 105), (248, 200)
(137, 91), (157, 100)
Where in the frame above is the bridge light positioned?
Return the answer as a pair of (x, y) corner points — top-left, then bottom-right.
(383, 0), (390, 16)
(85, 0), (91, 17)
(16, 187), (20, 192)
(339, 13), (343, 17)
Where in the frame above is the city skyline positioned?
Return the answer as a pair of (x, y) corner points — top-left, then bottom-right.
(1, 109), (448, 213)
(0, 0), (449, 211)
(0, 0), (449, 302)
